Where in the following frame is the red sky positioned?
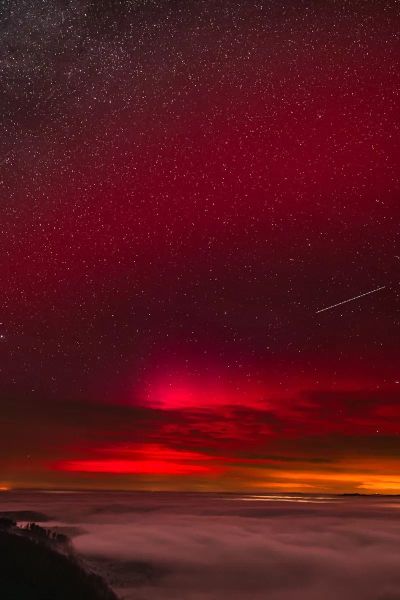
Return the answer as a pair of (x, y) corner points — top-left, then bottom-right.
(1, 0), (399, 493)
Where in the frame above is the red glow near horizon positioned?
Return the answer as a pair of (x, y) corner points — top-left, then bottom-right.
(56, 444), (222, 476)
(142, 374), (275, 410)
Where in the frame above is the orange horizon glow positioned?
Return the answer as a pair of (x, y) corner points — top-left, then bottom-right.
(45, 441), (400, 495)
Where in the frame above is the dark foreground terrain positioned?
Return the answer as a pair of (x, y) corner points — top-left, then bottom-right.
(0, 518), (118, 600)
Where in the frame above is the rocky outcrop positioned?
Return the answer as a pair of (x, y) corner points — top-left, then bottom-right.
(0, 519), (119, 600)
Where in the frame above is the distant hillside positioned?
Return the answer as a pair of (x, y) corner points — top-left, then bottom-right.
(0, 519), (118, 600)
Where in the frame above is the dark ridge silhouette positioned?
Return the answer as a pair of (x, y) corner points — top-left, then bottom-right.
(0, 520), (119, 600)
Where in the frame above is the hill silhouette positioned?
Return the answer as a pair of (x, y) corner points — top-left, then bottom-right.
(0, 519), (118, 600)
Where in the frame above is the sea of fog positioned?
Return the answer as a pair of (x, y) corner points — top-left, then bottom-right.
(1, 491), (400, 600)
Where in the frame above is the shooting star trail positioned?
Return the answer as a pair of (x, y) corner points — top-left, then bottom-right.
(316, 285), (386, 314)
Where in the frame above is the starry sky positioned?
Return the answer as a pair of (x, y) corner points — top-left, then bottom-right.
(1, 0), (399, 492)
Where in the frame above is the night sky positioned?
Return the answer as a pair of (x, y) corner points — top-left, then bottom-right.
(1, 0), (399, 492)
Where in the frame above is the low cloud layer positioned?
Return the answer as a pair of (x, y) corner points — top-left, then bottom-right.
(2, 491), (400, 599)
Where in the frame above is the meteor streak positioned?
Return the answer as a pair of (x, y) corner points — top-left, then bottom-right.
(316, 285), (386, 314)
